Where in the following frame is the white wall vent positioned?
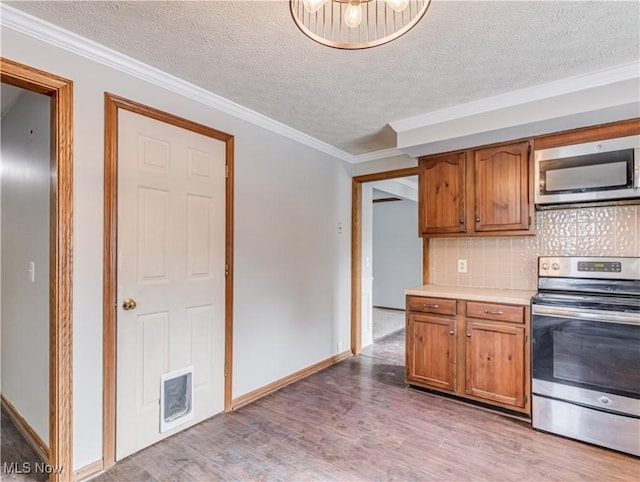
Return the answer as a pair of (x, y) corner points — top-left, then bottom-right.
(160, 366), (194, 433)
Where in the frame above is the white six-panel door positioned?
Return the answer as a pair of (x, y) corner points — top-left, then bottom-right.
(116, 109), (226, 460)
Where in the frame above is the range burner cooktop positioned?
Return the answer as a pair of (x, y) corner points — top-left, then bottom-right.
(532, 291), (640, 313)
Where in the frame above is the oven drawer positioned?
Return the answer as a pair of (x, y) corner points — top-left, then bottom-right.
(533, 395), (640, 456)
(406, 296), (456, 316)
(467, 301), (524, 323)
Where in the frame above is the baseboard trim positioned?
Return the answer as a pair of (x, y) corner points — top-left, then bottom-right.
(231, 350), (352, 410)
(73, 459), (104, 481)
(373, 305), (405, 312)
(1, 394), (49, 464)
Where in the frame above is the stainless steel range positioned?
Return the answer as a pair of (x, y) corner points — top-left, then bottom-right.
(531, 256), (640, 456)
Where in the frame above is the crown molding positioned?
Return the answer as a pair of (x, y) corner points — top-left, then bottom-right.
(6, 5), (633, 166)
(0, 4), (358, 163)
(390, 60), (640, 134)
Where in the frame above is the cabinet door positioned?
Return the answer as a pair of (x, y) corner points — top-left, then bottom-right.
(407, 313), (456, 391)
(474, 142), (530, 232)
(465, 321), (525, 407)
(419, 152), (466, 235)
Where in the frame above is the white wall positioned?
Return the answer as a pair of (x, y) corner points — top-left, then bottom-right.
(360, 184), (374, 348)
(372, 199), (421, 309)
(1, 27), (351, 469)
(0, 90), (50, 444)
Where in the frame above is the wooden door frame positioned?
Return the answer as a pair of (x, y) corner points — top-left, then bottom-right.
(0, 58), (74, 482)
(102, 94), (234, 468)
(351, 167), (424, 355)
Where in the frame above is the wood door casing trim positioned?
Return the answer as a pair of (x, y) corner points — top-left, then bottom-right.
(351, 178), (362, 355)
(102, 95), (118, 469)
(224, 136), (235, 412)
(1, 57), (74, 482)
(351, 166), (420, 355)
(102, 94), (234, 468)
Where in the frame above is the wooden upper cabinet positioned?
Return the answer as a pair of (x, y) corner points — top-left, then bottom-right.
(474, 141), (530, 232)
(418, 140), (533, 237)
(419, 152), (466, 235)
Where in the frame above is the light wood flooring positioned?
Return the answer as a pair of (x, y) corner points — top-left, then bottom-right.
(88, 329), (639, 481)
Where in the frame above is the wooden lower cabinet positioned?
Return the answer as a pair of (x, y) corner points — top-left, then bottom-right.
(465, 321), (525, 408)
(407, 314), (456, 391)
(406, 295), (530, 416)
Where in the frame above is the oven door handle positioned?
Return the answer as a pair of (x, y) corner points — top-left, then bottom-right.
(532, 304), (640, 325)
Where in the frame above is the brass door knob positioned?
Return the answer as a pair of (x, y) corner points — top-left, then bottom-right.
(122, 298), (137, 311)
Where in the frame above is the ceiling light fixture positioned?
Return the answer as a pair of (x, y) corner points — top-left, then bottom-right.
(291, 0), (431, 50)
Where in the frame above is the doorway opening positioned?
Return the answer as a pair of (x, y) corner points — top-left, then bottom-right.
(351, 167), (424, 355)
(1, 82), (51, 473)
(370, 177), (421, 342)
(0, 58), (73, 481)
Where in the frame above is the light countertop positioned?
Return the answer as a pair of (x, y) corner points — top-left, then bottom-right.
(405, 285), (536, 306)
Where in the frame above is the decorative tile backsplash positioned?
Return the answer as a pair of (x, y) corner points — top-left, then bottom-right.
(429, 205), (640, 291)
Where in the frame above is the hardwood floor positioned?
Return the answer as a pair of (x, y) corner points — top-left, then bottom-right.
(90, 329), (639, 481)
(0, 407), (47, 481)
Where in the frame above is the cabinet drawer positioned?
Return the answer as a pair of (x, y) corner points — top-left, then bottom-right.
(466, 301), (523, 323)
(407, 296), (456, 316)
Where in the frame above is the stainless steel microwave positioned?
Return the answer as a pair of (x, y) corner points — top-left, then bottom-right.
(535, 135), (640, 206)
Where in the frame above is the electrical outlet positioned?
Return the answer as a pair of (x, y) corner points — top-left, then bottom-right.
(457, 259), (467, 273)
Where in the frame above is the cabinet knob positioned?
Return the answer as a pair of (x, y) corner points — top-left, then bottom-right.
(466, 333), (471, 337)
(459, 218), (465, 224)
(475, 217), (480, 223)
(449, 330), (455, 335)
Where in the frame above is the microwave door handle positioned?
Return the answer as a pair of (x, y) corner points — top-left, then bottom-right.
(532, 304), (640, 325)
(634, 146), (640, 187)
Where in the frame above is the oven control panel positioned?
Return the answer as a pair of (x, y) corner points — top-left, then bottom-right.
(577, 261), (622, 273)
(539, 256), (639, 280)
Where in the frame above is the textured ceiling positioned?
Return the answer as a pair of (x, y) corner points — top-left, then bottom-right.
(7, 1), (640, 155)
